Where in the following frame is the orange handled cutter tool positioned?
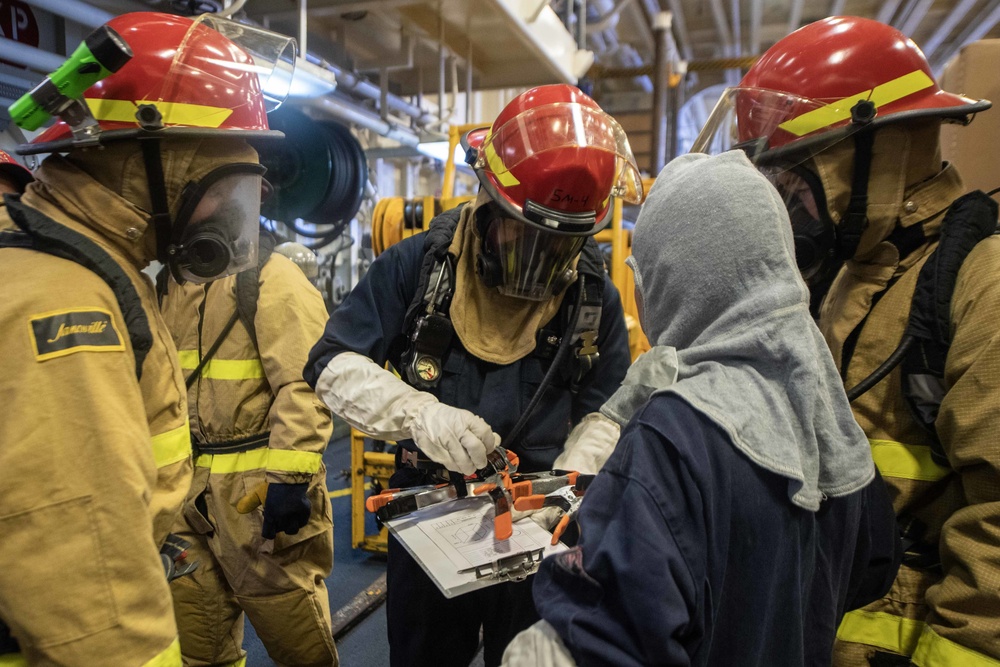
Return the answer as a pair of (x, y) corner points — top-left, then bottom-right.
(365, 447), (522, 540)
(512, 474), (595, 545)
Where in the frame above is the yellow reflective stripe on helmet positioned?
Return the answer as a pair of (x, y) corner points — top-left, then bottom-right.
(140, 638), (182, 667)
(0, 653), (27, 667)
(88, 98), (234, 128)
(837, 610), (924, 656)
(195, 449), (322, 474)
(779, 70), (935, 137)
(483, 136), (520, 188)
(913, 625), (1000, 667)
(151, 421), (192, 468)
(870, 439), (951, 482)
(177, 349), (265, 380)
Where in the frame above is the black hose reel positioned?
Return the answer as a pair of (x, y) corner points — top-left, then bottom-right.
(258, 105), (368, 249)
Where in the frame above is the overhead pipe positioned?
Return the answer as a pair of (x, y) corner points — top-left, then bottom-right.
(465, 42), (473, 124)
(298, 0), (308, 56)
(588, 0), (634, 33)
(932, 0), (1000, 72)
(749, 0), (763, 54)
(730, 0), (742, 86)
(707, 0), (734, 53)
(707, 0), (737, 84)
(876, 0), (903, 24)
(788, 0), (804, 33)
(23, 0), (114, 28)
(663, 0), (692, 60)
(921, 0), (978, 59)
(668, 60), (686, 160)
(0, 38), (65, 73)
(650, 11), (671, 174)
(306, 95), (420, 146)
(730, 0), (741, 56)
(305, 55), (438, 125)
(897, 0), (935, 35)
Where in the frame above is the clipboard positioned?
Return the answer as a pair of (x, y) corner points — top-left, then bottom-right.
(385, 495), (567, 598)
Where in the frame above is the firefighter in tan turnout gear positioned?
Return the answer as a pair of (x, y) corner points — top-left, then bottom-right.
(159, 232), (338, 667)
(696, 16), (1000, 667)
(0, 11), (293, 667)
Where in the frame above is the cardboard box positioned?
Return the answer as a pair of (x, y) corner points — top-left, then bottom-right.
(940, 39), (1000, 196)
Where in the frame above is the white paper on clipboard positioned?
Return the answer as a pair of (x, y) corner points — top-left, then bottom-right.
(385, 495), (567, 598)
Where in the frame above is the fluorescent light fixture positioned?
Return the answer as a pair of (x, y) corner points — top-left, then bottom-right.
(416, 140), (465, 164)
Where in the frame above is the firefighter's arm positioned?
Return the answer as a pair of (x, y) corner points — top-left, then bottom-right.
(916, 239), (1000, 666)
(0, 287), (179, 665)
(256, 256), (332, 485)
(557, 276), (631, 473)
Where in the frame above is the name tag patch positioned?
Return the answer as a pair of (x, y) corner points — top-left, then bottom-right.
(29, 308), (124, 361)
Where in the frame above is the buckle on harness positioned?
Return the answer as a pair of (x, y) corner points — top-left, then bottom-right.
(400, 447), (447, 472)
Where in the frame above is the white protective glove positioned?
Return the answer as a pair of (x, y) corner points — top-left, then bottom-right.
(552, 412), (621, 474)
(502, 620), (577, 667)
(315, 352), (498, 475)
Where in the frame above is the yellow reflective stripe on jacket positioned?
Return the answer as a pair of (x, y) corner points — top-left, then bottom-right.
(0, 653), (27, 667)
(139, 638), (182, 667)
(88, 98), (233, 128)
(151, 421), (192, 468)
(870, 439), (951, 482)
(779, 70), (934, 137)
(837, 610), (924, 656)
(195, 449), (322, 474)
(913, 625), (1000, 667)
(177, 349), (265, 380)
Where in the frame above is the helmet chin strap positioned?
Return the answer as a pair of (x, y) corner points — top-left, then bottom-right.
(836, 101), (877, 261)
(136, 105), (175, 271)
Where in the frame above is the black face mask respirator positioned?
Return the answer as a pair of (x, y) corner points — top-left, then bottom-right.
(473, 200), (584, 301)
(766, 165), (843, 290)
(165, 162), (267, 283)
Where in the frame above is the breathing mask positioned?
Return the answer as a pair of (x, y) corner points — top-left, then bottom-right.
(474, 200), (584, 301)
(167, 162), (266, 283)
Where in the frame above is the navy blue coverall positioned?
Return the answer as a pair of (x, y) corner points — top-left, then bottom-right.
(533, 393), (902, 667)
(305, 230), (631, 667)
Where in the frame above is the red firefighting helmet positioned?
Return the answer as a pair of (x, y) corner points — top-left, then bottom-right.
(30, 12), (296, 152)
(0, 149), (32, 191)
(462, 84), (642, 236)
(692, 16), (990, 164)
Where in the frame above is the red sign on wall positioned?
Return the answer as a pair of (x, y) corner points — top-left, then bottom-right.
(0, 1), (38, 47)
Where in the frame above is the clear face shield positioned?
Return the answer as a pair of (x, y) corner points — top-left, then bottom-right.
(690, 87), (859, 164)
(159, 15), (296, 115)
(691, 87), (858, 286)
(169, 163), (266, 283)
(477, 202), (586, 301)
(470, 102), (644, 213)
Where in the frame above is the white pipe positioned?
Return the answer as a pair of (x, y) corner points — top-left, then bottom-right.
(876, 0), (903, 24)
(307, 96), (420, 146)
(0, 38), (64, 72)
(298, 0), (308, 60)
(922, 0), (978, 58)
(788, 0), (804, 33)
(932, 0), (1000, 71)
(899, 0), (934, 35)
(664, 0), (692, 60)
(749, 0), (763, 54)
(25, 0), (113, 28)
